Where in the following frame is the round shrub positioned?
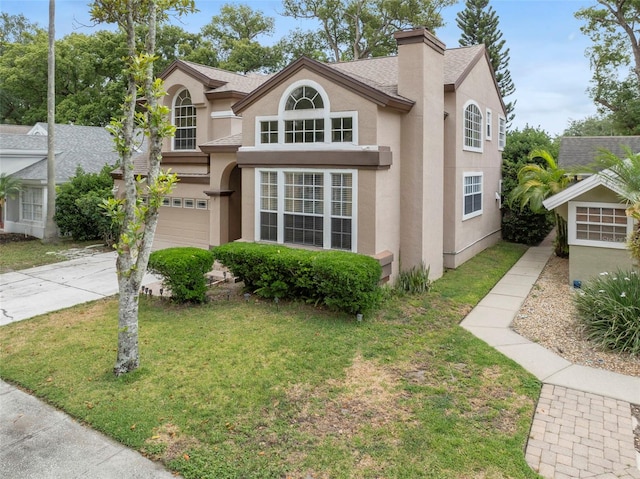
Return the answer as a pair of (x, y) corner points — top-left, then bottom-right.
(574, 270), (640, 355)
(148, 247), (215, 303)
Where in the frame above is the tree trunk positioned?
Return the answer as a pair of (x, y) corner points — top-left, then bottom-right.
(114, 259), (140, 374)
(44, 0), (57, 243)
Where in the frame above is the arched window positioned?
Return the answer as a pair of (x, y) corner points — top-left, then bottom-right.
(285, 86), (324, 110)
(173, 89), (196, 150)
(463, 102), (482, 151)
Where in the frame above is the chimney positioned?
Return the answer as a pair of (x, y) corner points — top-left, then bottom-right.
(393, 28), (446, 280)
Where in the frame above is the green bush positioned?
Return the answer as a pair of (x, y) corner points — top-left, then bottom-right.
(501, 206), (554, 245)
(212, 242), (382, 316)
(574, 270), (640, 355)
(148, 247), (215, 304)
(54, 165), (118, 244)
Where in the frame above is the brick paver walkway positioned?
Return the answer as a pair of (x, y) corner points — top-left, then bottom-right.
(526, 384), (640, 479)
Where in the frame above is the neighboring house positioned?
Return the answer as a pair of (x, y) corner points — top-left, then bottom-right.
(117, 28), (506, 281)
(558, 136), (640, 170)
(0, 123), (119, 238)
(543, 173), (636, 285)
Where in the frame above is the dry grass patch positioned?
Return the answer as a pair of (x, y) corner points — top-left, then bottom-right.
(144, 422), (202, 462)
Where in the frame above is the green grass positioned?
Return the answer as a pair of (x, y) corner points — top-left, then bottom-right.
(0, 236), (108, 273)
(0, 240), (540, 478)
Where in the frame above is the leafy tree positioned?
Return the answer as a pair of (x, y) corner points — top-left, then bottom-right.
(590, 147), (640, 263)
(509, 149), (571, 257)
(54, 166), (118, 243)
(0, 12), (43, 55)
(562, 113), (618, 136)
(501, 127), (556, 246)
(456, 0), (515, 125)
(91, 0), (194, 376)
(201, 3), (281, 73)
(281, 0), (457, 62)
(275, 28), (330, 65)
(576, 1), (640, 134)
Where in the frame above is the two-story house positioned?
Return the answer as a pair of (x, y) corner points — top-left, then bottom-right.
(120, 28), (506, 282)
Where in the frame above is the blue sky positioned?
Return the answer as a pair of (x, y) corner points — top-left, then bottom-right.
(2, 0), (600, 136)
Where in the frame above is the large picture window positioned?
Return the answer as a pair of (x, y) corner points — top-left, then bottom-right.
(21, 186), (43, 222)
(463, 173), (483, 220)
(463, 101), (482, 151)
(256, 169), (356, 251)
(173, 89), (196, 150)
(569, 202), (633, 249)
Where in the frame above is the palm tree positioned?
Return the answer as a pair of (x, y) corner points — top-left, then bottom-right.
(0, 173), (22, 229)
(509, 149), (571, 257)
(591, 147), (640, 263)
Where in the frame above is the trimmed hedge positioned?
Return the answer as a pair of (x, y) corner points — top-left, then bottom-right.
(212, 242), (382, 316)
(148, 247), (215, 303)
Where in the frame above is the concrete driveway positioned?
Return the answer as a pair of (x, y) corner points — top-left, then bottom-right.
(0, 251), (158, 325)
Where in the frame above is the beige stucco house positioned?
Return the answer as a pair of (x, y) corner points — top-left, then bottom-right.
(125, 28), (506, 282)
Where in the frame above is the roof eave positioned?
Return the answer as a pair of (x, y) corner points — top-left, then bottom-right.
(159, 60), (227, 89)
(543, 172), (626, 210)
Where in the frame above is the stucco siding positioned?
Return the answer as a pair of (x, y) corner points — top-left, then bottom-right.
(570, 245), (636, 286)
(442, 55), (503, 268)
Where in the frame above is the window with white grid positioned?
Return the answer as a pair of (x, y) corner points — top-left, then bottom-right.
(260, 120), (278, 144)
(498, 116), (506, 150)
(331, 173), (353, 250)
(259, 171), (278, 242)
(21, 186), (43, 222)
(463, 173), (483, 220)
(256, 169), (356, 251)
(464, 102), (482, 151)
(173, 89), (196, 150)
(256, 81), (357, 146)
(284, 119), (325, 143)
(570, 202), (633, 249)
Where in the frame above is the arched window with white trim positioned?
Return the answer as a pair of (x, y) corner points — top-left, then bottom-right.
(463, 101), (483, 152)
(173, 89), (196, 150)
(256, 80), (357, 146)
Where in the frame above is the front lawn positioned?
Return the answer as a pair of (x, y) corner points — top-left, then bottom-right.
(0, 241), (541, 478)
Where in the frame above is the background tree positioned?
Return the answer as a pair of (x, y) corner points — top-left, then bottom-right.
(201, 3), (281, 73)
(0, 12), (42, 55)
(501, 126), (557, 246)
(562, 113), (618, 136)
(281, 0), (456, 62)
(509, 149), (571, 257)
(91, 0), (194, 376)
(456, 0), (515, 125)
(576, 1), (640, 134)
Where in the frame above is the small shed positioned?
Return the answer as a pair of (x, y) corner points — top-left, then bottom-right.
(543, 173), (636, 286)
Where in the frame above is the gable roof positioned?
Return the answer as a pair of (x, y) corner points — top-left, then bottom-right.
(2, 123), (119, 182)
(232, 56), (416, 114)
(558, 136), (640, 169)
(160, 60), (273, 99)
(231, 42), (501, 115)
(542, 170), (627, 210)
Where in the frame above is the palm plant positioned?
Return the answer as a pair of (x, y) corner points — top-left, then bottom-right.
(509, 149), (571, 257)
(591, 147), (640, 263)
(0, 173), (22, 228)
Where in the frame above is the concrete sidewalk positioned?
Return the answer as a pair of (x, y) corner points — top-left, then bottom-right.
(461, 244), (640, 478)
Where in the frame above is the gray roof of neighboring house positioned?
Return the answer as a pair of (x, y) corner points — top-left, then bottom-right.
(3, 123), (119, 182)
(558, 136), (640, 169)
